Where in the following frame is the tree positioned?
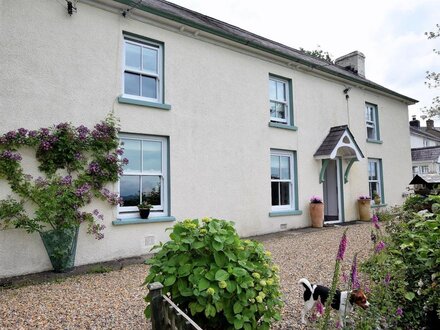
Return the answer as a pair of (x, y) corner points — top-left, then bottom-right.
(423, 24), (440, 118)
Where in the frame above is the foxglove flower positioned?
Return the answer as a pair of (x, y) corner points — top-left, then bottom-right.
(384, 273), (391, 285)
(396, 307), (403, 316)
(375, 241), (386, 253)
(351, 254), (360, 289)
(336, 230), (347, 261)
(371, 214), (380, 229)
(316, 301), (324, 315)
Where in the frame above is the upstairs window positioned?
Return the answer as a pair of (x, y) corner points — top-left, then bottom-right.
(269, 76), (290, 124)
(365, 103), (380, 141)
(123, 37), (163, 103)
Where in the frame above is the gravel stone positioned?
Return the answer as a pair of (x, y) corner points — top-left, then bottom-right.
(0, 222), (372, 329)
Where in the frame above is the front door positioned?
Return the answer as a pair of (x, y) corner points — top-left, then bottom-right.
(323, 159), (341, 223)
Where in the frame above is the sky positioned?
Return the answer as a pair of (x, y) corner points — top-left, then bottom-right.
(169, 0), (439, 125)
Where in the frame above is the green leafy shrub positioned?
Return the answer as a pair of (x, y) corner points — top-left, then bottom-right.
(361, 206), (440, 329)
(144, 218), (283, 330)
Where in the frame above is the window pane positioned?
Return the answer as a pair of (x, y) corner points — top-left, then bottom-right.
(141, 176), (161, 206)
(269, 79), (277, 100)
(280, 182), (290, 205)
(276, 81), (286, 101)
(369, 161), (378, 180)
(280, 156), (290, 179)
(120, 175), (140, 206)
(124, 72), (140, 96)
(271, 182), (279, 206)
(143, 141), (162, 172)
(125, 43), (141, 69)
(141, 76), (157, 99)
(276, 103), (286, 119)
(143, 47), (158, 73)
(367, 127), (375, 139)
(122, 139), (141, 172)
(271, 156), (280, 179)
(369, 182), (378, 198)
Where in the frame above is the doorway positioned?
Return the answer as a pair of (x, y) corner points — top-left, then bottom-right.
(323, 159), (343, 223)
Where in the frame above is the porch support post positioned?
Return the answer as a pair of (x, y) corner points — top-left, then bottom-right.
(319, 159), (330, 183)
(344, 158), (356, 184)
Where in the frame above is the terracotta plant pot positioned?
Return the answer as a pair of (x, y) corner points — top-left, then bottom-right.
(358, 199), (371, 221)
(309, 203), (324, 228)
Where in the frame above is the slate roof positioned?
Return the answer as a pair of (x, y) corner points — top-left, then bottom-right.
(411, 146), (440, 162)
(114, 0), (418, 104)
(410, 174), (440, 185)
(314, 125), (364, 159)
(410, 126), (440, 142)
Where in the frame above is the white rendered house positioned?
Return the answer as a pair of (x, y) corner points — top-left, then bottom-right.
(0, 0), (417, 277)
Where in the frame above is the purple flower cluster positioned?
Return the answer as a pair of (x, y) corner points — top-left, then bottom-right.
(60, 175), (72, 185)
(396, 307), (403, 316)
(55, 123), (69, 130)
(336, 230), (347, 261)
(351, 254), (360, 289)
(92, 209), (104, 220)
(18, 128), (28, 136)
(372, 214), (380, 229)
(375, 241), (386, 253)
(89, 223), (105, 240)
(384, 273), (391, 285)
(358, 195), (371, 200)
(28, 130), (38, 138)
(39, 135), (59, 151)
(310, 195), (323, 203)
(106, 154), (118, 164)
(116, 148), (124, 155)
(370, 231), (377, 243)
(315, 301), (324, 315)
(35, 176), (49, 187)
(100, 188), (123, 205)
(76, 125), (89, 141)
(88, 161), (102, 175)
(91, 122), (114, 140)
(0, 150), (22, 161)
(75, 183), (91, 197)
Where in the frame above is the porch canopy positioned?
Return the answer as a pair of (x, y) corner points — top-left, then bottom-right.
(313, 125), (364, 183)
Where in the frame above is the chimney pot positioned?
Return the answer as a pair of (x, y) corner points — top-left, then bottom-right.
(427, 119), (434, 129)
(410, 117), (420, 128)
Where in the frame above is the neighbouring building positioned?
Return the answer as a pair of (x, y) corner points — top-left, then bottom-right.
(0, 0), (417, 277)
(410, 117), (440, 176)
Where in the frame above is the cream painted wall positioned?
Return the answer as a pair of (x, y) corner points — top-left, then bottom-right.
(0, 0), (413, 277)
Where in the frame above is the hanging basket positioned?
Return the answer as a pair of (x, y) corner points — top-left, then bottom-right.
(309, 203), (324, 228)
(40, 226), (79, 272)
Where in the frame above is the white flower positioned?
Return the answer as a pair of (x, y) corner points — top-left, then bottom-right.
(418, 279), (424, 287)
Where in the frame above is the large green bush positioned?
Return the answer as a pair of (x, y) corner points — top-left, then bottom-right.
(144, 218), (283, 330)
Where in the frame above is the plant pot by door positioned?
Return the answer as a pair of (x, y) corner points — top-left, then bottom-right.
(358, 200), (371, 221)
(310, 203), (324, 228)
(40, 226), (79, 273)
(139, 209), (150, 219)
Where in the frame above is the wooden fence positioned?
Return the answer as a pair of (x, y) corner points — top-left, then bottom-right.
(147, 282), (203, 330)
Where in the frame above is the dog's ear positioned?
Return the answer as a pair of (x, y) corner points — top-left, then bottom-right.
(349, 291), (357, 305)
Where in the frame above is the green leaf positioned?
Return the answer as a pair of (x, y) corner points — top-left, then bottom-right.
(144, 305), (151, 318)
(193, 241), (205, 249)
(215, 269), (230, 281)
(226, 280), (236, 293)
(199, 278), (210, 291)
(234, 318), (244, 329)
(233, 301), (243, 314)
(205, 303), (216, 318)
(232, 267), (247, 277)
(214, 251), (227, 267)
(178, 264), (191, 277)
(212, 240), (224, 251)
(243, 323), (252, 330)
(164, 275), (176, 286)
(404, 291), (415, 301)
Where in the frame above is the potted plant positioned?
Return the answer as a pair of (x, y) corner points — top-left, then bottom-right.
(358, 195), (371, 221)
(309, 195), (324, 228)
(138, 201), (153, 219)
(372, 192), (381, 205)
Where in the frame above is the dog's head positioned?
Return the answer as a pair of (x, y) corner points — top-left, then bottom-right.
(350, 289), (370, 309)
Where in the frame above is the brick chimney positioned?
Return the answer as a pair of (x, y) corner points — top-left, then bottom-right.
(426, 119), (434, 129)
(335, 51), (365, 77)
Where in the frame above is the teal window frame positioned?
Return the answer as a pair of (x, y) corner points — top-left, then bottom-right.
(269, 74), (296, 130)
(365, 102), (381, 142)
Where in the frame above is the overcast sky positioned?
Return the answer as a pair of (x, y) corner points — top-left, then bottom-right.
(169, 0), (439, 124)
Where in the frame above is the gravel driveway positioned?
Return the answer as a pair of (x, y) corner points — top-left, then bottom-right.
(0, 222), (373, 329)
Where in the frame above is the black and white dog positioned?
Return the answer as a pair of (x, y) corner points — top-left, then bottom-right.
(299, 278), (369, 325)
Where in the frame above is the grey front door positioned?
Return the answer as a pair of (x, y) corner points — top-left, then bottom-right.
(323, 159), (340, 222)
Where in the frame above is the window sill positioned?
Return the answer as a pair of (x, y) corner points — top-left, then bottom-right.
(112, 216), (176, 226)
(371, 204), (387, 208)
(118, 96), (172, 110)
(366, 139), (383, 144)
(269, 210), (303, 217)
(268, 122), (298, 131)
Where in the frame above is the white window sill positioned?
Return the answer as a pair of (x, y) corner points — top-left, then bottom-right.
(268, 122), (298, 131)
(269, 210), (302, 217)
(112, 216), (176, 226)
(118, 96), (171, 110)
